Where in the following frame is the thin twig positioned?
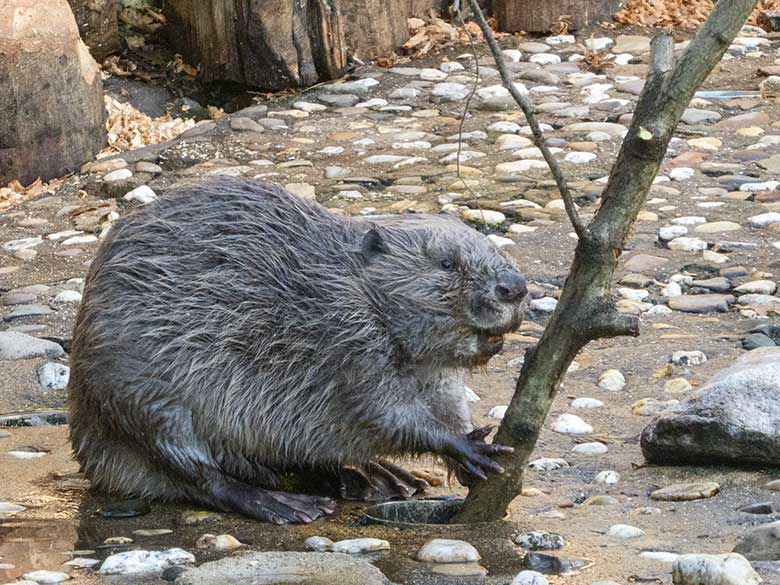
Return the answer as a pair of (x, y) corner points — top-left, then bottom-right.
(465, 0), (589, 242)
(452, 0), (484, 214)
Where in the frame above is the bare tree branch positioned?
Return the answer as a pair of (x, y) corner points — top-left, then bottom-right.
(465, 0), (589, 242)
(453, 0), (759, 523)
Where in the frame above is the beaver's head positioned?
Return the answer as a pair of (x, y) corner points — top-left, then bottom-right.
(358, 214), (528, 369)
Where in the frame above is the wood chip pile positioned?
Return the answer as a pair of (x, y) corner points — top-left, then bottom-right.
(615, 0), (780, 27)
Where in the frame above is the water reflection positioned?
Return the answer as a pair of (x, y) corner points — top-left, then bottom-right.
(0, 518), (78, 582)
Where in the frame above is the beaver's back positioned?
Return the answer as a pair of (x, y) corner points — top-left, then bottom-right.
(68, 178), (378, 467)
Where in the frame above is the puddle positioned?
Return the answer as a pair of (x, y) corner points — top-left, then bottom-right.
(694, 90), (761, 100)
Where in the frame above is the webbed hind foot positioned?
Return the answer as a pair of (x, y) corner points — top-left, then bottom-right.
(214, 483), (335, 524)
(340, 460), (429, 501)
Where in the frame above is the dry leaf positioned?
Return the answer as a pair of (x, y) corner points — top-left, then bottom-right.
(0, 177), (62, 211)
(103, 96), (195, 154)
(615, 0), (780, 28)
(207, 106), (226, 119)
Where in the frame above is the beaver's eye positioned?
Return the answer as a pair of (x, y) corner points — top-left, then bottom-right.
(439, 258), (454, 271)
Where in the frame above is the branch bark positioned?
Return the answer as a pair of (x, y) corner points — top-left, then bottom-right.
(466, 0), (588, 242)
(453, 0), (759, 523)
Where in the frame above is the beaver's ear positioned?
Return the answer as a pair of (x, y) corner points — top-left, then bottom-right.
(361, 227), (390, 262)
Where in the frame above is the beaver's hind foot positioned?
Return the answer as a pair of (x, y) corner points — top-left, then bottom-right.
(340, 460), (430, 501)
(214, 483), (336, 524)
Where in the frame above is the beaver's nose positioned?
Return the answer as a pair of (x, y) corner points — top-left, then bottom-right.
(495, 272), (528, 304)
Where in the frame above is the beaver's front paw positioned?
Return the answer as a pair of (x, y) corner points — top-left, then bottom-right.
(446, 426), (514, 480)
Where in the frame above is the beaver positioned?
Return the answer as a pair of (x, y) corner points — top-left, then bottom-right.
(68, 177), (528, 524)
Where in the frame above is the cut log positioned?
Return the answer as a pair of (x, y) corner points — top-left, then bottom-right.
(493, 0), (624, 33)
(164, 0), (348, 90)
(67, 0), (120, 60)
(0, 0), (107, 185)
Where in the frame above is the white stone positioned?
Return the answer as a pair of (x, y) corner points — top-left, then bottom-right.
(123, 185), (157, 205)
(53, 290), (82, 304)
(462, 209), (505, 225)
(304, 536), (334, 551)
(63, 558), (101, 568)
(737, 294), (780, 306)
(669, 168), (695, 181)
(294, 101), (327, 112)
(364, 155), (409, 165)
(495, 159), (549, 176)
(749, 212), (780, 227)
(488, 121), (522, 133)
(103, 168), (133, 182)
(511, 570), (549, 585)
(61, 235), (98, 246)
(99, 549), (195, 575)
(37, 362), (70, 391)
(619, 287), (649, 301)
(528, 458), (569, 471)
(585, 37), (614, 51)
(0, 502), (27, 515)
(647, 304), (673, 316)
(703, 250), (729, 264)
(551, 414), (592, 434)
(671, 350), (707, 366)
(488, 405), (508, 419)
(440, 151), (486, 164)
(463, 386), (480, 402)
(331, 538), (390, 554)
(21, 571), (70, 584)
(572, 442), (608, 455)
(2, 236), (43, 252)
(546, 35), (575, 45)
(571, 398), (604, 409)
(439, 61), (464, 73)
(668, 237), (707, 252)
(594, 470), (620, 485)
(416, 539), (480, 563)
(529, 53), (561, 65)
(735, 280), (777, 295)
(607, 524), (644, 539)
(663, 282), (683, 298)
(508, 224), (537, 235)
(488, 234), (515, 248)
(640, 551), (679, 563)
(7, 451), (47, 459)
(565, 152), (597, 164)
(598, 369), (626, 391)
(285, 183), (316, 200)
(389, 87), (419, 100)
(530, 297), (557, 312)
(502, 49), (523, 62)
(588, 131), (612, 142)
(672, 553), (761, 585)
(420, 68), (447, 81)
(659, 225), (689, 240)
(432, 82), (470, 101)
(741, 181), (780, 192)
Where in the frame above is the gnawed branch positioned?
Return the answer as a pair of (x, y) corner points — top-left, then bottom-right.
(466, 0), (588, 242)
(453, 0), (759, 523)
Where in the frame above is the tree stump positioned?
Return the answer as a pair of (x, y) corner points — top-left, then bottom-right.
(0, 0), (107, 185)
(164, 0), (449, 90)
(493, 0), (624, 33)
(164, 0), (348, 90)
(67, 0), (120, 61)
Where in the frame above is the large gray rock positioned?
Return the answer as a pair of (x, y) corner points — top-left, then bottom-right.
(0, 332), (65, 361)
(174, 552), (390, 585)
(641, 347), (780, 466)
(734, 521), (780, 561)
